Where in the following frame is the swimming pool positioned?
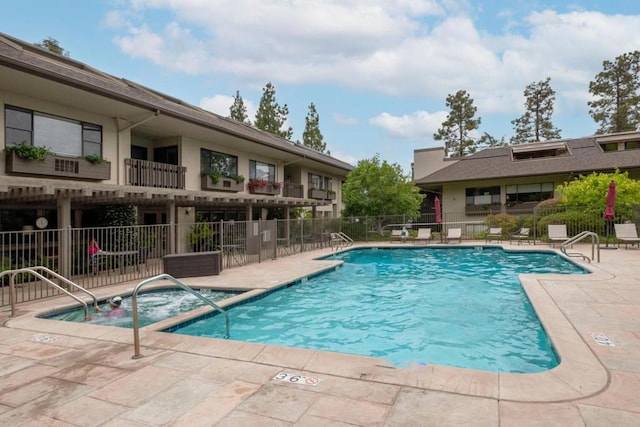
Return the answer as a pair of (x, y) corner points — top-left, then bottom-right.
(40, 288), (241, 328)
(167, 247), (587, 373)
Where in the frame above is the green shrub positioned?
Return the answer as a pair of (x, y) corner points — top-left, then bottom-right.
(5, 143), (53, 160)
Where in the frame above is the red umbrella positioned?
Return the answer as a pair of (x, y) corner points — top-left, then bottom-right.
(603, 180), (616, 220)
(434, 196), (442, 224)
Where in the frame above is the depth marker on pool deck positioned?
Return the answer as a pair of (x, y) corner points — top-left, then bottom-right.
(591, 332), (615, 346)
(273, 372), (321, 386)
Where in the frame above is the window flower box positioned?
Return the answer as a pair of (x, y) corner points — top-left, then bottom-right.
(200, 175), (244, 192)
(5, 151), (111, 181)
(247, 179), (281, 195)
(308, 188), (328, 199)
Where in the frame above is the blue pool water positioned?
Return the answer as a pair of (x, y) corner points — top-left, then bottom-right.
(40, 288), (240, 328)
(168, 247), (587, 373)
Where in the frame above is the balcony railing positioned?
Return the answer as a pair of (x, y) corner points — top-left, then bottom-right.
(283, 183), (304, 198)
(125, 158), (186, 189)
(308, 188), (336, 200)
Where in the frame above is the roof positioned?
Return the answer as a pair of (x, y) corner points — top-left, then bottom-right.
(0, 32), (353, 173)
(415, 135), (640, 185)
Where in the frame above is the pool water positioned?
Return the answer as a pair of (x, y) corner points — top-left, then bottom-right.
(41, 288), (240, 328)
(168, 247), (587, 373)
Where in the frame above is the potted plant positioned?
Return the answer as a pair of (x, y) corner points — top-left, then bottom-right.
(201, 169), (244, 192)
(5, 142), (53, 160)
(248, 179), (280, 195)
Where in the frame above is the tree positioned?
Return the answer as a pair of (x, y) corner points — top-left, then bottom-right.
(433, 90), (481, 157)
(588, 51), (640, 134)
(302, 102), (327, 153)
(254, 82), (293, 139)
(476, 132), (507, 150)
(228, 90), (251, 125)
(34, 37), (69, 57)
(510, 77), (561, 144)
(556, 170), (640, 220)
(342, 155), (424, 224)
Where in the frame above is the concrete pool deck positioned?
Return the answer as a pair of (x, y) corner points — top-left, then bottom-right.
(1, 242), (639, 426)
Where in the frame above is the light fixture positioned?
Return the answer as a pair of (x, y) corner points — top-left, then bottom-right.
(185, 207), (191, 215)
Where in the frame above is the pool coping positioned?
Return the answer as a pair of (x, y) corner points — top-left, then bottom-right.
(3, 243), (611, 403)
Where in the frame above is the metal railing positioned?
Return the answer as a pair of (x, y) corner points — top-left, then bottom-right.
(130, 274), (229, 358)
(560, 231), (600, 263)
(1, 266), (98, 317)
(2, 206), (638, 308)
(125, 158), (187, 189)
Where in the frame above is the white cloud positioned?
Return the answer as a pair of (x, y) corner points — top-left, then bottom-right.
(108, 2), (640, 118)
(370, 110), (448, 140)
(333, 113), (358, 125)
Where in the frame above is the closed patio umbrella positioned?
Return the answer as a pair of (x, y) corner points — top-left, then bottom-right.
(434, 196), (442, 224)
(603, 181), (616, 248)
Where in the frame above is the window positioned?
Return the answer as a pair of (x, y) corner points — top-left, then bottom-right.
(5, 106), (102, 156)
(600, 142), (618, 152)
(201, 149), (238, 176)
(625, 140), (640, 150)
(506, 183), (554, 205)
(249, 160), (275, 181)
(465, 186), (500, 205)
(511, 142), (568, 160)
(308, 173), (333, 190)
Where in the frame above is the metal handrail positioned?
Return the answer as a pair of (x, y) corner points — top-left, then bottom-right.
(0, 266), (98, 318)
(131, 274), (230, 359)
(560, 231), (600, 263)
(337, 232), (353, 245)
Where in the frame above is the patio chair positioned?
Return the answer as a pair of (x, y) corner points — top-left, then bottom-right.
(510, 227), (532, 245)
(414, 228), (432, 245)
(390, 229), (402, 242)
(445, 228), (462, 244)
(548, 224), (568, 247)
(614, 223), (640, 249)
(485, 227), (503, 243)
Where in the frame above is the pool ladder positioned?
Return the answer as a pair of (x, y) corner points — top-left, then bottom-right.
(131, 274), (230, 359)
(0, 266), (99, 319)
(559, 231), (600, 263)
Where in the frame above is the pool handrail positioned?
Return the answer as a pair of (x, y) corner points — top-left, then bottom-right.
(560, 230), (600, 263)
(131, 273), (230, 359)
(1, 266), (99, 318)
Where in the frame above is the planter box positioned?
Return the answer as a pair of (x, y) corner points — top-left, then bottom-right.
(308, 188), (328, 199)
(308, 188), (337, 200)
(248, 183), (281, 196)
(465, 204), (502, 215)
(6, 152), (110, 181)
(201, 175), (244, 192)
(163, 251), (221, 278)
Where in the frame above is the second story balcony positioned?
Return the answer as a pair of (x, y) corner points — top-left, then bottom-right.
(283, 182), (304, 198)
(125, 158), (186, 189)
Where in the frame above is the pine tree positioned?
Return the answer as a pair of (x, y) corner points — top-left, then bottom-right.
(510, 77), (561, 144)
(34, 37), (69, 57)
(588, 51), (640, 134)
(302, 102), (327, 153)
(476, 132), (507, 150)
(254, 82), (293, 139)
(228, 90), (251, 124)
(433, 90), (481, 157)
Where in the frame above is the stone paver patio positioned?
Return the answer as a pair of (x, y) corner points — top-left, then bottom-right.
(1, 242), (639, 426)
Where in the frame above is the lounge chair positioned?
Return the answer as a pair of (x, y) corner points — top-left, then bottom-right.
(510, 227), (532, 245)
(390, 229), (402, 242)
(548, 224), (568, 247)
(614, 223), (640, 249)
(414, 228), (432, 245)
(446, 228), (462, 243)
(485, 227), (503, 243)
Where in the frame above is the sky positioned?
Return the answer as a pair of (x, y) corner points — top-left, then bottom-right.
(1, 1), (640, 173)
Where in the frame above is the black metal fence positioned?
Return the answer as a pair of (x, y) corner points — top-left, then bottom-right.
(2, 206), (638, 307)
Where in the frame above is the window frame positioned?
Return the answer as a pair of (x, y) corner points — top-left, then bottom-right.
(249, 160), (276, 182)
(4, 105), (102, 157)
(200, 149), (238, 177)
